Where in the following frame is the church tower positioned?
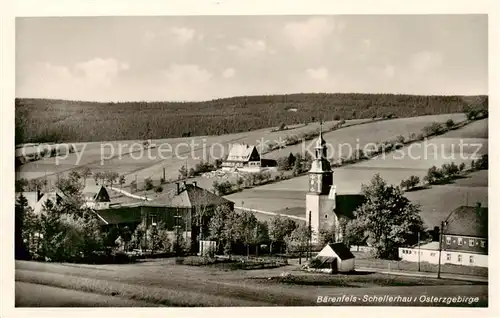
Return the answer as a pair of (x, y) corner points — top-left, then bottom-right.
(306, 125), (337, 243)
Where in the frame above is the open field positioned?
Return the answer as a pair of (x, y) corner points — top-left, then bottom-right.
(16, 118), (370, 183)
(15, 260), (487, 307)
(17, 114), (471, 195)
(226, 119), (488, 229)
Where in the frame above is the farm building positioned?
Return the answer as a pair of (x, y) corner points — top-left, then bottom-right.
(95, 181), (234, 252)
(307, 242), (355, 273)
(222, 143), (261, 172)
(399, 205), (488, 267)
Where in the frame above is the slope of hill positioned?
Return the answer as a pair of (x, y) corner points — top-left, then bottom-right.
(225, 119), (488, 229)
(15, 93), (486, 144)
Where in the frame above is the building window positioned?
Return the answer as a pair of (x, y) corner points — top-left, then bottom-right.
(430, 252), (436, 257)
(446, 253), (451, 261)
(469, 256), (474, 264)
(469, 239), (474, 247)
(457, 254), (462, 262)
(458, 237), (463, 245)
(446, 236), (451, 245)
(481, 240), (486, 248)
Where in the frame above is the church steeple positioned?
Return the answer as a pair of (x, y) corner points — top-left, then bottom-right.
(310, 122), (331, 173)
(308, 122), (333, 194)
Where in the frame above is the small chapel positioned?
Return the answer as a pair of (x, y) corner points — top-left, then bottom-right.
(305, 126), (364, 244)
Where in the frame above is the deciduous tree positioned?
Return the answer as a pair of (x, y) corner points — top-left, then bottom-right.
(349, 174), (423, 259)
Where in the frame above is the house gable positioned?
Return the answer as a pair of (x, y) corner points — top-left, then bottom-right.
(248, 147), (260, 162)
(318, 243), (355, 260)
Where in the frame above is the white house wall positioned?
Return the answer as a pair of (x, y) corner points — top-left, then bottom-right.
(340, 258), (355, 272)
(398, 247), (487, 267)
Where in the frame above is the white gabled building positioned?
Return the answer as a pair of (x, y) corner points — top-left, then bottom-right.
(222, 143), (261, 172)
(307, 242), (355, 273)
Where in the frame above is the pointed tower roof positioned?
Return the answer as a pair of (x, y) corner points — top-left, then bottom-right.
(315, 123), (326, 148)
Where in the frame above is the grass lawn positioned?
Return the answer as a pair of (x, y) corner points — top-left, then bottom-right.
(15, 259), (487, 307)
(16, 281), (159, 307)
(352, 252), (488, 277)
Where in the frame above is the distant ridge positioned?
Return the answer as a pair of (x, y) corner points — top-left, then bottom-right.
(15, 93), (487, 144)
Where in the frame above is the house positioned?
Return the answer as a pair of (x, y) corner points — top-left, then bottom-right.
(95, 181), (234, 252)
(16, 185), (111, 214)
(399, 205), (488, 267)
(82, 184), (111, 210)
(442, 205), (487, 267)
(306, 242), (355, 273)
(15, 189), (67, 214)
(222, 143), (261, 172)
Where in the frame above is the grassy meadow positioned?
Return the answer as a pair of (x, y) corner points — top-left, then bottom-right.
(226, 118), (488, 229)
(15, 260), (487, 307)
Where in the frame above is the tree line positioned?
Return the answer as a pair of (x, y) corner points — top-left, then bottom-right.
(15, 94), (487, 144)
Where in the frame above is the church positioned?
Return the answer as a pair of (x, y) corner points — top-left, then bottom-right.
(305, 128), (365, 244)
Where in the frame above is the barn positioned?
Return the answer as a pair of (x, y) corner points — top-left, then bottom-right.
(307, 242), (355, 273)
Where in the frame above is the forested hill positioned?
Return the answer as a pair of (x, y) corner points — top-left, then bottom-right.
(15, 93), (487, 144)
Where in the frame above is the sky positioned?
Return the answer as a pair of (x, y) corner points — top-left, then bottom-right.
(16, 15), (488, 102)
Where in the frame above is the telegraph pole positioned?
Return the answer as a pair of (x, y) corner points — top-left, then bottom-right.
(174, 210), (182, 258)
(308, 211), (312, 261)
(437, 221), (446, 278)
(417, 231), (421, 272)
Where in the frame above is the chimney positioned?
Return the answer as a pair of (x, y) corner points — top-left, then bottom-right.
(176, 182), (180, 195)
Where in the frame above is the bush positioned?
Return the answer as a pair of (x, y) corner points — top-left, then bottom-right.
(445, 119), (455, 128)
(400, 175), (420, 191)
(213, 180), (233, 195)
(458, 162), (466, 172)
(422, 122), (444, 137)
(144, 177), (154, 191)
(154, 186), (163, 193)
(424, 166), (442, 184)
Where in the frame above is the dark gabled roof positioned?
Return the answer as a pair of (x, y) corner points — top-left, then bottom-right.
(444, 205), (488, 238)
(82, 185), (109, 201)
(335, 194), (365, 218)
(147, 184), (232, 208)
(327, 242), (355, 260)
(94, 206), (142, 225)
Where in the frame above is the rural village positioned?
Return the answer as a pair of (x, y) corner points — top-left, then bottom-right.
(12, 15), (489, 308)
